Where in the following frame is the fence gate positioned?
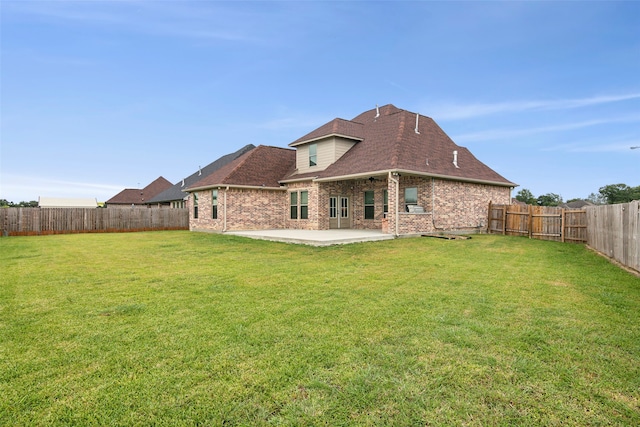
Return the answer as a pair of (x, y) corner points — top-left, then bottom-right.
(488, 202), (587, 243)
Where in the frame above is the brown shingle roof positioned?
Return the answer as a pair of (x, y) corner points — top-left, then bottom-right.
(290, 118), (364, 146)
(285, 104), (515, 187)
(107, 176), (172, 204)
(187, 145), (295, 190)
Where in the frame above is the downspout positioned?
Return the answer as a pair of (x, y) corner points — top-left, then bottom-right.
(431, 177), (444, 231)
(388, 171), (400, 237)
(223, 186), (229, 232)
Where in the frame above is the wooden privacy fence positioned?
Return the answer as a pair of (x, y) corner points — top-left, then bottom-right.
(587, 201), (639, 273)
(488, 202), (587, 243)
(0, 208), (189, 236)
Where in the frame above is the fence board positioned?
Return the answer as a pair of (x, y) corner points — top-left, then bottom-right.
(587, 201), (639, 273)
(488, 204), (586, 243)
(0, 208), (189, 236)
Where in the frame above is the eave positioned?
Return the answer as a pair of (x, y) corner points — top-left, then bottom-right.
(311, 169), (517, 188)
(288, 133), (363, 147)
(184, 184), (287, 193)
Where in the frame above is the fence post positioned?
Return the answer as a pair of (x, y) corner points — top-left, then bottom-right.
(528, 205), (533, 239)
(561, 208), (566, 243)
(502, 204), (507, 235)
(487, 201), (492, 233)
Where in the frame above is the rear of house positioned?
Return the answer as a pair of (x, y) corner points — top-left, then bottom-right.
(186, 105), (515, 236)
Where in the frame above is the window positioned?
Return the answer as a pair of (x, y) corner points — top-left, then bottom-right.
(193, 193), (199, 219)
(300, 191), (308, 219)
(329, 197), (337, 218)
(309, 143), (317, 167)
(383, 190), (389, 215)
(341, 197), (349, 218)
(212, 189), (218, 219)
(405, 187), (417, 212)
(290, 192), (298, 219)
(364, 191), (375, 220)
(290, 190), (309, 220)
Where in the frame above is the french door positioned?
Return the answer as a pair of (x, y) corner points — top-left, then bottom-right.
(329, 196), (350, 229)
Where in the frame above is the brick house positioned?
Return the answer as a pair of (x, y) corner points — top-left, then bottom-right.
(106, 176), (172, 208)
(185, 104), (515, 235)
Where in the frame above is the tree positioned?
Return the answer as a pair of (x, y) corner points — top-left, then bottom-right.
(536, 193), (562, 207)
(586, 192), (606, 205)
(0, 200), (38, 207)
(598, 184), (640, 204)
(515, 188), (536, 205)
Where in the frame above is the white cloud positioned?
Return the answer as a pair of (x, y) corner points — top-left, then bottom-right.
(1, 174), (124, 202)
(454, 114), (640, 143)
(427, 92), (640, 121)
(3, 0), (265, 43)
(541, 138), (640, 153)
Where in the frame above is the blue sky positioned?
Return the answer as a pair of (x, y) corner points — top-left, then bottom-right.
(1, 1), (639, 202)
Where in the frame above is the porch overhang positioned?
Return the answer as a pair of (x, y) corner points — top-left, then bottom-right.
(311, 169), (516, 188)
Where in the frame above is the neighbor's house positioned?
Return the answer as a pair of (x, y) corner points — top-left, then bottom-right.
(38, 197), (99, 208)
(185, 104), (515, 236)
(146, 145), (255, 208)
(106, 176), (172, 208)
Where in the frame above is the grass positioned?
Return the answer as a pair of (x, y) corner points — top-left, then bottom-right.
(1, 231), (639, 426)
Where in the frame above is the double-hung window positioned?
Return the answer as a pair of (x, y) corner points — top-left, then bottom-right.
(290, 192), (298, 219)
(309, 144), (317, 167)
(193, 193), (199, 219)
(405, 187), (418, 212)
(364, 191), (375, 220)
(290, 190), (309, 220)
(383, 190), (389, 215)
(212, 189), (218, 219)
(300, 191), (308, 219)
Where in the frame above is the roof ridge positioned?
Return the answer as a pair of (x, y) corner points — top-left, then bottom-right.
(390, 111), (407, 168)
(222, 145), (264, 183)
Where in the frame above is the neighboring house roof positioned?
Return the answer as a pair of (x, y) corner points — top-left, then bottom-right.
(283, 104), (515, 187)
(146, 144), (256, 204)
(39, 197), (98, 208)
(560, 200), (594, 209)
(106, 176), (172, 205)
(187, 145), (296, 191)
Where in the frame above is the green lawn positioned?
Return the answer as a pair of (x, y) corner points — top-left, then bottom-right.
(1, 231), (639, 426)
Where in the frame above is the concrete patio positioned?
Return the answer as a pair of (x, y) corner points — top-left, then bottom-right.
(225, 229), (395, 246)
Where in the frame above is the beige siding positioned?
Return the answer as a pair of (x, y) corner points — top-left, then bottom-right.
(295, 137), (357, 173)
(333, 136), (356, 161)
(295, 145), (310, 172)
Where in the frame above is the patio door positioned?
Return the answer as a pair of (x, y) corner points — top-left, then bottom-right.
(329, 196), (350, 229)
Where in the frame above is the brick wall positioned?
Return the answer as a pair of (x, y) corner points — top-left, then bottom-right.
(189, 188), (288, 232)
(285, 181), (320, 230)
(392, 176), (510, 235)
(187, 177), (511, 234)
(431, 179), (510, 231)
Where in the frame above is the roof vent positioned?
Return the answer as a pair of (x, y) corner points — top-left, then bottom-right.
(375, 104), (380, 119)
(181, 179), (185, 187)
(415, 113), (420, 134)
(453, 150), (459, 168)
(198, 166), (202, 176)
